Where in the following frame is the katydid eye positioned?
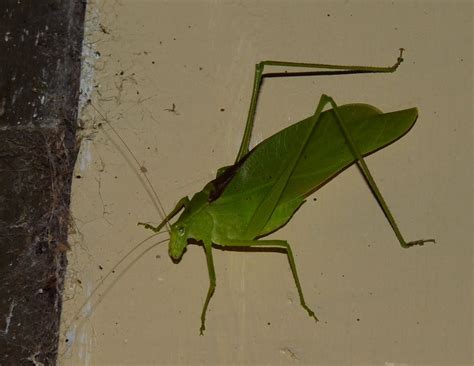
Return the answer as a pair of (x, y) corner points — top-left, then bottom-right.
(178, 227), (185, 236)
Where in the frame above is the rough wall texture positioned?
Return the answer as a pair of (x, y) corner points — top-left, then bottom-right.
(0, 0), (85, 364)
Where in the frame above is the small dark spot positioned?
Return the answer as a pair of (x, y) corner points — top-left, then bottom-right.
(356, 318), (360, 322)
(136, 91), (139, 95)
(147, 146), (151, 150)
(164, 103), (178, 114)
(327, 13), (330, 17)
(159, 41), (162, 45)
(342, 274), (345, 278)
(75, 174), (82, 179)
(267, 322), (271, 326)
(152, 61), (155, 64)
(313, 198), (317, 202)
(115, 322), (119, 325)
(188, 25), (191, 29)
(120, 71), (124, 75)
(220, 108), (225, 112)
(199, 67), (203, 71)
(173, 37), (176, 41)
(99, 265), (103, 270)
(95, 51), (101, 57)
(97, 122), (102, 127)
(156, 254), (161, 259)
(65, 338), (69, 343)
(114, 176), (118, 179)
(112, 270), (116, 274)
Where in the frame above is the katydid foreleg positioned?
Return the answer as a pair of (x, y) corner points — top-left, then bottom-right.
(325, 95), (436, 248)
(138, 196), (190, 232)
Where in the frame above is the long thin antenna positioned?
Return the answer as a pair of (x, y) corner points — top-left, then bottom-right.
(89, 101), (171, 231)
(64, 233), (168, 338)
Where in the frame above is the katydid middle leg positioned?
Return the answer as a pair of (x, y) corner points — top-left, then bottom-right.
(324, 95), (435, 248)
(235, 49), (406, 163)
(200, 240), (216, 335)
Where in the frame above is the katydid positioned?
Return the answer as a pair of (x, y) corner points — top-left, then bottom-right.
(137, 49), (434, 335)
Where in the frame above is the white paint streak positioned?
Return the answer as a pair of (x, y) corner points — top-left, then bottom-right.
(73, 281), (94, 366)
(2, 300), (16, 335)
(79, 330), (93, 366)
(81, 281), (93, 318)
(79, 7), (101, 112)
(35, 31), (41, 46)
(65, 325), (77, 350)
(78, 138), (92, 172)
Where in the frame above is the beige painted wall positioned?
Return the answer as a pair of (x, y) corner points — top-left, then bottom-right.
(59, 1), (472, 364)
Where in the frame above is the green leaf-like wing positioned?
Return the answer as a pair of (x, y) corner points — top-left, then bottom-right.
(209, 104), (418, 239)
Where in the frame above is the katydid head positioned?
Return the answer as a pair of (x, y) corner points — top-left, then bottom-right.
(169, 222), (189, 262)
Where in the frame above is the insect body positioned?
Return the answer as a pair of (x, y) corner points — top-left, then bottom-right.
(140, 50), (434, 334)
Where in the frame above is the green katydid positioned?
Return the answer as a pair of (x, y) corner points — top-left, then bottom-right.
(136, 49), (435, 335)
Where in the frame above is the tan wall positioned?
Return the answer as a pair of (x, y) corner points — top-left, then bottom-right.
(60, 1), (472, 364)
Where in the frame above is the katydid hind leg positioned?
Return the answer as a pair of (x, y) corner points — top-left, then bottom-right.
(325, 95), (435, 248)
(235, 49), (406, 164)
(217, 238), (319, 322)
